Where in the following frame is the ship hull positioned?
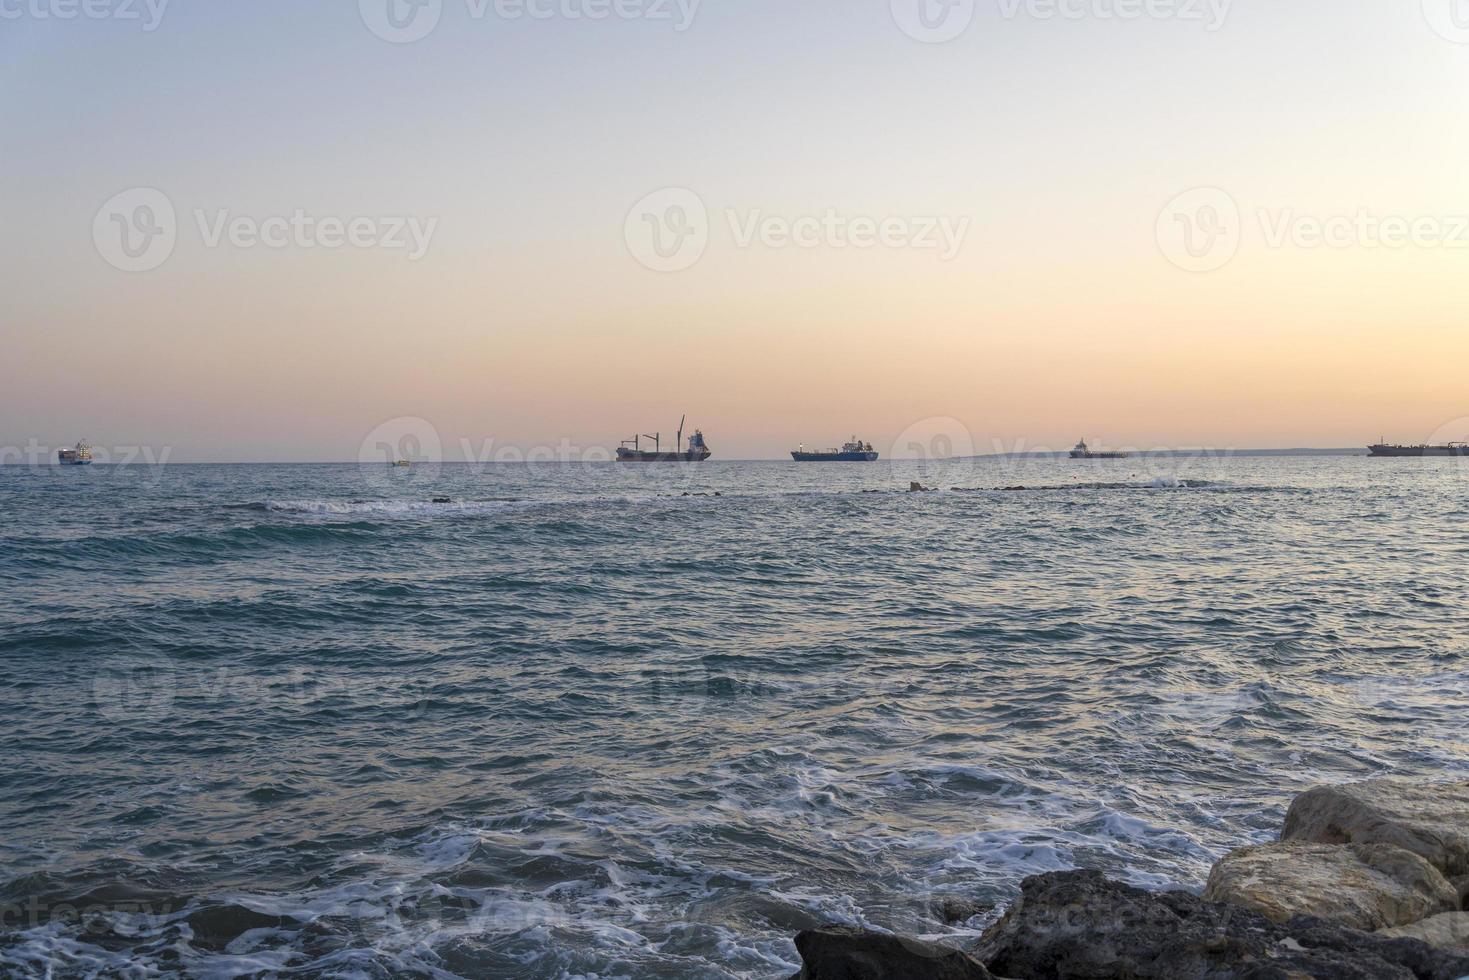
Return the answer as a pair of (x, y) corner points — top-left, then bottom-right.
(1070, 451), (1128, 459)
(791, 451), (879, 461)
(57, 458), (92, 465)
(1368, 445), (1469, 457)
(616, 450), (712, 462)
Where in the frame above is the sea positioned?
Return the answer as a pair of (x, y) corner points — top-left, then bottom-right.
(3, 455), (1467, 978)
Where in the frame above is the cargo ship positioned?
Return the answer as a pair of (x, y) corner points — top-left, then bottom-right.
(1070, 439), (1128, 460)
(617, 416), (711, 462)
(791, 437), (879, 462)
(57, 440), (94, 465)
(1368, 442), (1469, 457)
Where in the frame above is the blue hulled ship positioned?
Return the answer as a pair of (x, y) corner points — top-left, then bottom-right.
(791, 437), (879, 462)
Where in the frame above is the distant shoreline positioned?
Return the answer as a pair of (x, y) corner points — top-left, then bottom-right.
(2, 448), (1376, 465)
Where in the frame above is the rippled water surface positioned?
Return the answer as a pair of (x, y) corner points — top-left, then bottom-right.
(3, 456), (1467, 977)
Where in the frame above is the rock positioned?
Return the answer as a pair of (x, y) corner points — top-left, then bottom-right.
(1203, 841), (1458, 930)
(975, 869), (1469, 980)
(932, 896), (994, 924)
(1378, 912), (1469, 952)
(184, 903), (290, 949)
(1451, 874), (1469, 909)
(1283, 779), (1469, 878)
(789, 926), (995, 979)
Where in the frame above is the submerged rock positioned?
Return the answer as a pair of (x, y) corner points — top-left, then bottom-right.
(1283, 779), (1469, 878)
(184, 903), (290, 949)
(974, 869), (1469, 980)
(1378, 912), (1469, 952)
(788, 926), (995, 979)
(1203, 841), (1458, 930)
(931, 895), (994, 924)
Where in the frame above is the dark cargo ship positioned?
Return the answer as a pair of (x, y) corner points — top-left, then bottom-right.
(791, 437), (878, 462)
(1368, 442), (1469, 457)
(617, 416), (711, 462)
(1070, 439), (1128, 460)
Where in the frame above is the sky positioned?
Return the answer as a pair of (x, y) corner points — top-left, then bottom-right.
(3, 0), (1468, 461)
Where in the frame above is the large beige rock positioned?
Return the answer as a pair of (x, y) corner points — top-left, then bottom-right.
(1283, 778), (1469, 877)
(1378, 911), (1469, 951)
(1202, 840), (1458, 930)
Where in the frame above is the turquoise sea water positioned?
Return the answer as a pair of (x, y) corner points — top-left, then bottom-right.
(3, 456), (1467, 977)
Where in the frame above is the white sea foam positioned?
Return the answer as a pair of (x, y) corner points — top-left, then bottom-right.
(263, 498), (524, 517)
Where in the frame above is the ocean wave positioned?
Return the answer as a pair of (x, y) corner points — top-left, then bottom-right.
(258, 498), (529, 517)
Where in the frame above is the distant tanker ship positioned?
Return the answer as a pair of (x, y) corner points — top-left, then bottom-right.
(791, 437), (878, 462)
(1368, 441), (1469, 457)
(1070, 439), (1128, 460)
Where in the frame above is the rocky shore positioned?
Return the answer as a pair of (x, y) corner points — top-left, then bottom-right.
(788, 778), (1469, 979)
